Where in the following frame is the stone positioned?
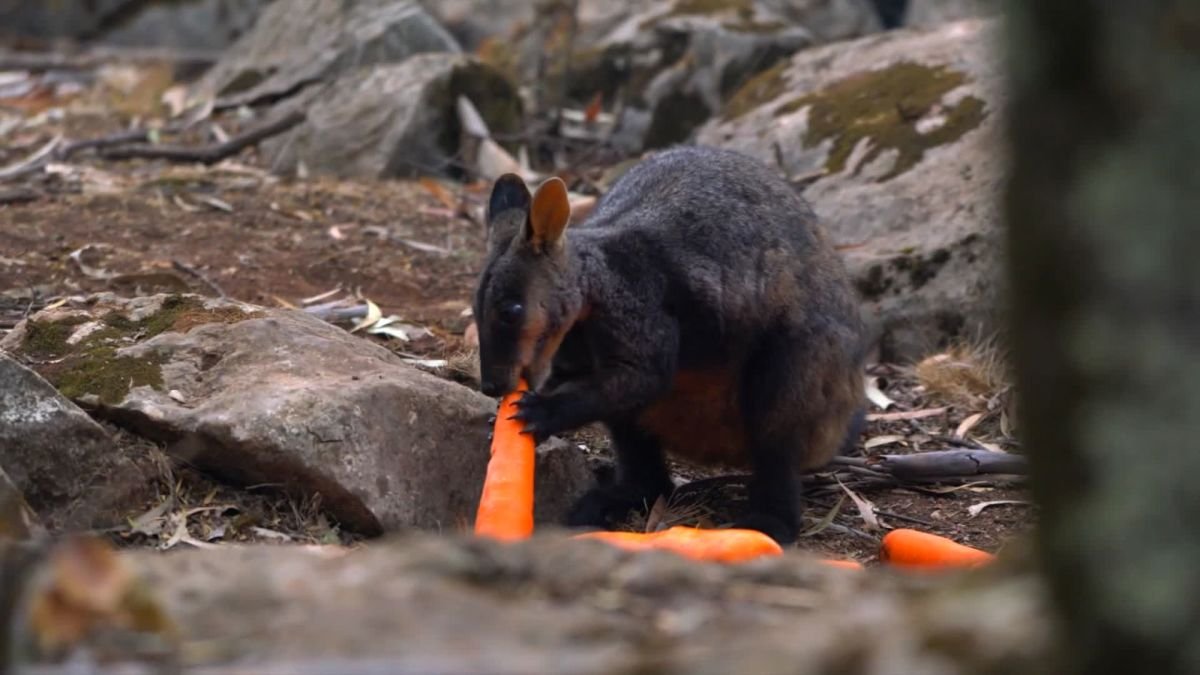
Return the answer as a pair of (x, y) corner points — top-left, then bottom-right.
(0, 353), (152, 531)
(481, 0), (881, 152)
(0, 0), (268, 51)
(904, 0), (998, 28)
(0, 466), (41, 540)
(192, 0), (460, 108)
(1, 294), (593, 536)
(262, 54), (522, 179)
(7, 533), (1051, 671)
(698, 18), (1005, 361)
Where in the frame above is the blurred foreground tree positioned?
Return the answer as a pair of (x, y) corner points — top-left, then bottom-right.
(1005, 1), (1200, 673)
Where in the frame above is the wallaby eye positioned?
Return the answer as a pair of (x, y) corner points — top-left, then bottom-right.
(498, 302), (524, 325)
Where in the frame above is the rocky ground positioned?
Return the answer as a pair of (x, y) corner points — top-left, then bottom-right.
(0, 0), (1036, 672)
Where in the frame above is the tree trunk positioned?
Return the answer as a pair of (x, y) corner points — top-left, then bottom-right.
(1004, 2), (1200, 673)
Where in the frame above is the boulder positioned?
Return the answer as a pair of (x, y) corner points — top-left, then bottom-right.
(698, 18), (1005, 361)
(0, 353), (153, 531)
(904, 0), (998, 27)
(0, 0), (268, 51)
(262, 54), (522, 179)
(420, 0), (533, 51)
(6, 534), (1051, 671)
(1, 294), (594, 536)
(0, 466), (41, 540)
(481, 0), (881, 151)
(192, 0), (460, 108)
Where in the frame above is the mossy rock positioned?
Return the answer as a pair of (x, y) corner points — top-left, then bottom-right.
(722, 59), (790, 120)
(17, 295), (260, 406)
(776, 61), (988, 182)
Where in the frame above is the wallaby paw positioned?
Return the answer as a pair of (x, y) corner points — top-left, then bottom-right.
(508, 391), (558, 444)
(566, 485), (663, 530)
(731, 512), (799, 546)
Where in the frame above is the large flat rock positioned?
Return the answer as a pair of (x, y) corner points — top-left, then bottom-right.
(0, 353), (151, 531)
(1, 294), (592, 536)
(699, 19), (1005, 360)
(5, 534), (1050, 672)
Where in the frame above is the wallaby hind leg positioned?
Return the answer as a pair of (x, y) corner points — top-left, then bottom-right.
(736, 331), (841, 545)
(566, 419), (672, 530)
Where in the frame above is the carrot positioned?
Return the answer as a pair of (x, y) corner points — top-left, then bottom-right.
(574, 526), (783, 564)
(879, 528), (994, 570)
(473, 379), (536, 541)
(819, 558), (864, 571)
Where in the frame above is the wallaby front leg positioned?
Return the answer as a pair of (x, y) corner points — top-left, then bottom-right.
(511, 318), (678, 442)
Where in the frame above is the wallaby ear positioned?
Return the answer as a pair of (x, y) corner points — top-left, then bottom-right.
(527, 177), (571, 253)
(487, 173), (532, 222)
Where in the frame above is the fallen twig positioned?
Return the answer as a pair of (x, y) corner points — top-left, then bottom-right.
(871, 449), (1027, 480)
(866, 406), (949, 422)
(98, 111), (305, 164)
(0, 187), (39, 205)
(0, 135), (62, 181)
(0, 46), (218, 72)
(171, 260), (226, 298)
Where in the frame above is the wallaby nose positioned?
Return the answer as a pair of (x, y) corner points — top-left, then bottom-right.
(480, 380), (503, 397)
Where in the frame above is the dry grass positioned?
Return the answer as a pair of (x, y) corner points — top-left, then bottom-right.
(911, 337), (1009, 409)
(106, 425), (361, 550)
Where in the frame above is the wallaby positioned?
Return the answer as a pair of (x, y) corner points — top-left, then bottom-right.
(473, 145), (866, 544)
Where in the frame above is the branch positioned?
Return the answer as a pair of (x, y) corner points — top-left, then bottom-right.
(97, 111), (305, 164)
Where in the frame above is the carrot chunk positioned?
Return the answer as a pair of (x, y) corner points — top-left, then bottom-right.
(574, 526), (784, 563)
(879, 528), (994, 569)
(474, 379), (536, 541)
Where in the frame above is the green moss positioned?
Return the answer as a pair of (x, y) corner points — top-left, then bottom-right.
(20, 316), (86, 359)
(721, 19), (787, 33)
(722, 59), (790, 120)
(774, 61), (988, 182)
(50, 347), (165, 405)
(19, 295), (258, 405)
(668, 0), (753, 18)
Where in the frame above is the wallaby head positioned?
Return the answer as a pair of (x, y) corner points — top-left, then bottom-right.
(473, 173), (584, 397)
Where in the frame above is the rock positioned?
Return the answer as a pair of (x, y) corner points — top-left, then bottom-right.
(482, 0), (881, 152)
(0, 466), (41, 540)
(0, 0), (268, 51)
(1, 294), (594, 535)
(420, 0), (533, 51)
(7, 534), (1052, 671)
(262, 53), (522, 179)
(0, 353), (153, 531)
(698, 18), (1004, 361)
(904, 0), (998, 27)
(192, 0), (460, 108)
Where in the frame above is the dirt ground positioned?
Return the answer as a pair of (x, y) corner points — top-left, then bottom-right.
(0, 165), (1033, 564)
(0, 68), (1033, 566)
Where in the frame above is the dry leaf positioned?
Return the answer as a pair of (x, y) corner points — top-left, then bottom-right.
(864, 434), (905, 450)
(463, 321), (479, 348)
(350, 299), (382, 333)
(196, 195), (233, 213)
(866, 407), (949, 422)
(837, 480), (882, 531)
(864, 376), (896, 410)
(800, 494), (846, 537)
(967, 500), (1031, 518)
(398, 238), (450, 255)
(270, 294), (298, 309)
(584, 91), (603, 124)
(419, 177), (458, 211)
(954, 412), (985, 438)
(644, 494), (668, 533)
(300, 288), (342, 305)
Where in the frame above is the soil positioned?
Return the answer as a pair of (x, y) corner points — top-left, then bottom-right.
(0, 67), (1033, 566)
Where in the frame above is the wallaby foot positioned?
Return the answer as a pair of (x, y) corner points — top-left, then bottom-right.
(566, 484), (665, 530)
(732, 511), (799, 546)
(567, 419), (671, 530)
